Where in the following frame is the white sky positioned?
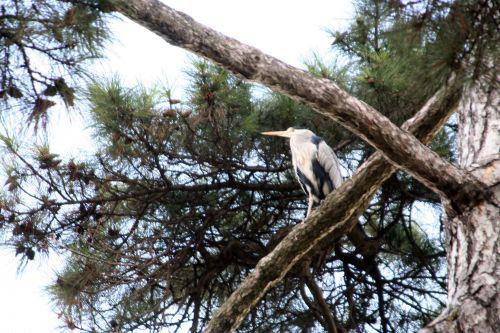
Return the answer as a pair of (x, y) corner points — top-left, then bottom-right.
(0, 1), (353, 332)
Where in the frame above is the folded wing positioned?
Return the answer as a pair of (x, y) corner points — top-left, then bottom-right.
(315, 138), (343, 194)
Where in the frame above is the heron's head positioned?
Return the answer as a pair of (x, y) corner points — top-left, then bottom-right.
(261, 127), (311, 139)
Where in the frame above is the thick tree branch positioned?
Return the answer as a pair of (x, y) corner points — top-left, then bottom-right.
(198, 71), (465, 332)
(113, 0), (488, 213)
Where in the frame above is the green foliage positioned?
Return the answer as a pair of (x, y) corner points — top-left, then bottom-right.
(329, 0), (498, 128)
(304, 53), (353, 91)
(0, 0), (110, 128)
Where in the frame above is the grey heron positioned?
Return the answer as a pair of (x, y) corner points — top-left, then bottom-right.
(262, 128), (342, 217)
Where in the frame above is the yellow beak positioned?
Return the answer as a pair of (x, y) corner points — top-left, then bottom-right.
(261, 130), (291, 138)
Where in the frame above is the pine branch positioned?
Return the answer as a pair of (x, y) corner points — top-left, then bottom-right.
(113, 0), (489, 214)
(302, 266), (342, 333)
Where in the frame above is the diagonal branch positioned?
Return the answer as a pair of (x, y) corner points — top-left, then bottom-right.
(302, 264), (342, 333)
(198, 71), (465, 332)
(113, 0), (488, 213)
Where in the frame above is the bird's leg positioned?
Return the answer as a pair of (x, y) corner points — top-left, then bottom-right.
(306, 196), (314, 218)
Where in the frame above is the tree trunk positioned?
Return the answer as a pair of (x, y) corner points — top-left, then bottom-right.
(420, 73), (499, 332)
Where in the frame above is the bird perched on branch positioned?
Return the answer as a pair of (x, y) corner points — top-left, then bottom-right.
(262, 127), (342, 217)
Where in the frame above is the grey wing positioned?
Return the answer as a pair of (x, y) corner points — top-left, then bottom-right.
(293, 165), (309, 195)
(316, 140), (342, 190)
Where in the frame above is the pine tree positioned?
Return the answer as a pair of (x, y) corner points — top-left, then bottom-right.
(0, 1), (498, 332)
(0, 64), (449, 333)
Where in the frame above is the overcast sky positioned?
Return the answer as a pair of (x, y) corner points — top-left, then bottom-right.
(0, 1), (353, 332)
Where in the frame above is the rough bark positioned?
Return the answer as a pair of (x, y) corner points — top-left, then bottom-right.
(200, 72), (465, 333)
(113, 0), (488, 214)
(419, 73), (500, 333)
